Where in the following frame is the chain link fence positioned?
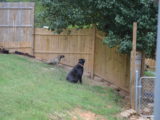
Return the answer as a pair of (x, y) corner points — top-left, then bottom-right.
(135, 76), (155, 118)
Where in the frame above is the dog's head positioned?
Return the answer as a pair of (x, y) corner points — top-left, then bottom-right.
(78, 59), (85, 65)
(60, 55), (65, 59)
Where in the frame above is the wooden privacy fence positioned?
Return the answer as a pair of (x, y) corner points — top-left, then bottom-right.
(34, 28), (130, 91)
(0, 2), (34, 54)
(0, 3), (130, 91)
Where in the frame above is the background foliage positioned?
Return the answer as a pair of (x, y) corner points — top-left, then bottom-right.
(40, 0), (158, 58)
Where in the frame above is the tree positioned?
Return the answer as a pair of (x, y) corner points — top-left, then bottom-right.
(40, 0), (158, 58)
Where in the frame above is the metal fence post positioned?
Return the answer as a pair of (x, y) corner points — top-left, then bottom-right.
(135, 70), (139, 112)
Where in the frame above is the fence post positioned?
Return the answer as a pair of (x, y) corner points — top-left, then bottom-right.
(130, 22), (137, 109)
(32, 4), (35, 56)
(140, 52), (145, 76)
(91, 26), (96, 79)
(135, 70), (139, 112)
(32, 28), (35, 56)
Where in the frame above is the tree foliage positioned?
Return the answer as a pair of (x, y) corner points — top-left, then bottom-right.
(40, 0), (157, 58)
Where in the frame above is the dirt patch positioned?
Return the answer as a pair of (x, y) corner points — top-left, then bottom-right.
(48, 108), (107, 120)
(119, 109), (152, 120)
(69, 108), (107, 120)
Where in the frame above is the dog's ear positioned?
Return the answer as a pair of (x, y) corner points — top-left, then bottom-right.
(78, 59), (85, 64)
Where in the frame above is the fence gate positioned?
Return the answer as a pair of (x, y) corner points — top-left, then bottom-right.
(0, 2), (34, 54)
(135, 75), (155, 118)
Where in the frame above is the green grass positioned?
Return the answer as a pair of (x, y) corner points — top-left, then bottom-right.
(144, 71), (155, 77)
(0, 54), (123, 120)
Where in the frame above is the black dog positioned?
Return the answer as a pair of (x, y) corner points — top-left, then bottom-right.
(66, 59), (85, 84)
(15, 51), (25, 55)
(0, 48), (9, 54)
(15, 51), (35, 58)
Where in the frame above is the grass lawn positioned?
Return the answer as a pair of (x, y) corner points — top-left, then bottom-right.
(144, 70), (155, 77)
(0, 54), (123, 120)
